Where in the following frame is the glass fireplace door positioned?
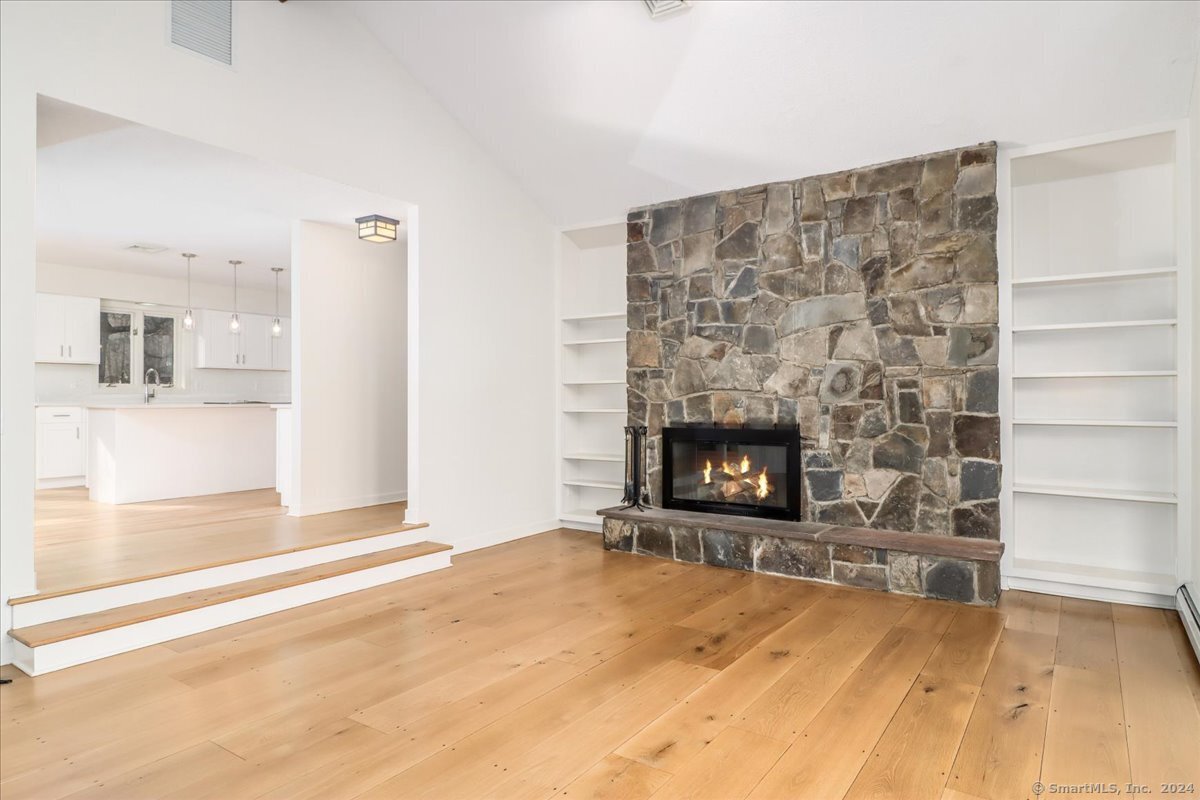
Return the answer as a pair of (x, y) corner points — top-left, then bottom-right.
(661, 427), (802, 520)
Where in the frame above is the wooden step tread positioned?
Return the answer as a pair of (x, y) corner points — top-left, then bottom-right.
(10, 520), (431, 605)
(10, 541), (452, 648)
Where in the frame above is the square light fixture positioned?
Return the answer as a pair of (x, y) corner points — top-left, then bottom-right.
(356, 214), (399, 243)
(644, 0), (689, 18)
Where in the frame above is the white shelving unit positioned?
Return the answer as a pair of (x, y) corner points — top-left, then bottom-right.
(999, 123), (1192, 607)
(556, 221), (628, 529)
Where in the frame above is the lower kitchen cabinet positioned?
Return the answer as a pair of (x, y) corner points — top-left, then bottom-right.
(36, 406), (86, 488)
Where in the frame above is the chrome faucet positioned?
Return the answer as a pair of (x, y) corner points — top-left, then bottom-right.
(144, 368), (160, 403)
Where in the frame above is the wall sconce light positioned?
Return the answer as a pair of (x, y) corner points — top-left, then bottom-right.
(356, 214), (399, 243)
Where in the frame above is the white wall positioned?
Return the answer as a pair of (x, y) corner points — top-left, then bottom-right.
(290, 221), (407, 515)
(0, 0), (557, 665)
(36, 261), (291, 404)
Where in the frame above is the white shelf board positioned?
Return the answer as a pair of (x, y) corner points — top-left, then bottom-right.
(561, 510), (606, 526)
(1012, 318), (1176, 332)
(563, 338), (624, 346)
(1013, 419), (1178, 428)
(1009, 557), (1177, 596)
(563, 453), (624, 462)
(564, 408), (626, 414)
(562, 379), (625, 385)
(562, 311), (625, 322)
(1012, 482), (1177, 504)
(1013, 370), (1177, 379)
(562, 479), (623, 490)
(1011, 266), (1177, 287)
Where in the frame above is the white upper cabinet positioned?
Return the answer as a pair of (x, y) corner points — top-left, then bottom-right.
(34, 294), (62, 363)
(195, 310), (241, 369)
(35, 293), (100, 364)
(194, 309), (289, 371)
(239, 313), (273, 371)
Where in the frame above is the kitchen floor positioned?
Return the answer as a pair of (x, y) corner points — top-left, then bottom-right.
(31, 487), (411, 595)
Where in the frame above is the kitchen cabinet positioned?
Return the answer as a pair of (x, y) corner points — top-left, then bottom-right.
(36, 406), (86, 488)
(35, 293), (100, 364)
(195, 310), (240, 369)
(194, 310), (290, 371)
(239, 314), (273, 370)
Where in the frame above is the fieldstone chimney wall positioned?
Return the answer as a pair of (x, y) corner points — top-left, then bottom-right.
(626, 143), (1001, 539)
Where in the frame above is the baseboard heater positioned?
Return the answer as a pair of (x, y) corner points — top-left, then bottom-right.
(1178, 583), (1200, 664)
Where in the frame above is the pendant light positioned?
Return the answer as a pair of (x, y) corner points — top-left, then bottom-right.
(228, 259), (242, 332)
(270, 267), (284, 337)
(181, 252), (197, 330)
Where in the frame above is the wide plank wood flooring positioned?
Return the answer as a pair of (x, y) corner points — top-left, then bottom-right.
(2, 529), (1197, 800)
(32, 487), (411, 595)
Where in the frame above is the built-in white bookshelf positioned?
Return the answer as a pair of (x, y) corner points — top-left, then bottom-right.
(999, 123), (1192, 607)
(557, 222), (628, 528)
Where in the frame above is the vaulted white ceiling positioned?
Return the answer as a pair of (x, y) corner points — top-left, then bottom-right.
(350, 0), (1200, 227)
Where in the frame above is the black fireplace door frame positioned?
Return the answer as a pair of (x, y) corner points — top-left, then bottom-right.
(661, 426), (803, 521)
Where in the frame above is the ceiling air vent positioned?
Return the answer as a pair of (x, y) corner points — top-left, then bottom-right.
(125, 243), (169, 255)
(643, 0), (690, 19)
(170, 0), (233, 66)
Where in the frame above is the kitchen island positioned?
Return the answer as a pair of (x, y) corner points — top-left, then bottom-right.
(87, 403), (279, 504)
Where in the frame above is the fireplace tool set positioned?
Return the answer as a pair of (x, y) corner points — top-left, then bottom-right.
(619, 425), (649, 511)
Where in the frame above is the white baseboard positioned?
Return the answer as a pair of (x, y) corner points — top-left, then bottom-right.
(560, 520), (601, 533)
(12, 550), (452, 676)
(37, 476), (85, 489)
(449, 518), (561, 554)
(1177, 585), (1200, 665)
(1006, 575), (1174, 608)
(10, 526), (429, 628)
(288, 490), (408, 517)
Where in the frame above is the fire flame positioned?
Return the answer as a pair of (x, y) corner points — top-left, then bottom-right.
(701, 453), (773, 502)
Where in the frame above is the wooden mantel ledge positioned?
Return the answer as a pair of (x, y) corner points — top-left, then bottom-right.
(597, 505), (1003, 562)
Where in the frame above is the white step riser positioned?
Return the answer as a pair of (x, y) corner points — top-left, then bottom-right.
(11, 551), (452, 676)
(11, 528), (428, 628)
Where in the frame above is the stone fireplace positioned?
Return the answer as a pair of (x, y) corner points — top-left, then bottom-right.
(601, 143), (1004, 605)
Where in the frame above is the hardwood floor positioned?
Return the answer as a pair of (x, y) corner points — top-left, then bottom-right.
(2, 529), (1197, 800)
(31, 488), (411, 595)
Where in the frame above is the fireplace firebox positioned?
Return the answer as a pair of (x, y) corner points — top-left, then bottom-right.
(661, 426), (803, 521)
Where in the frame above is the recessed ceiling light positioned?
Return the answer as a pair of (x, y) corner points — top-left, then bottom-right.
(644, 0), (690, 19)
(124, 243), (168, 255)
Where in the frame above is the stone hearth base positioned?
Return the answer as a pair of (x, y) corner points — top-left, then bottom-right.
(599, 506), (1003, 606)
